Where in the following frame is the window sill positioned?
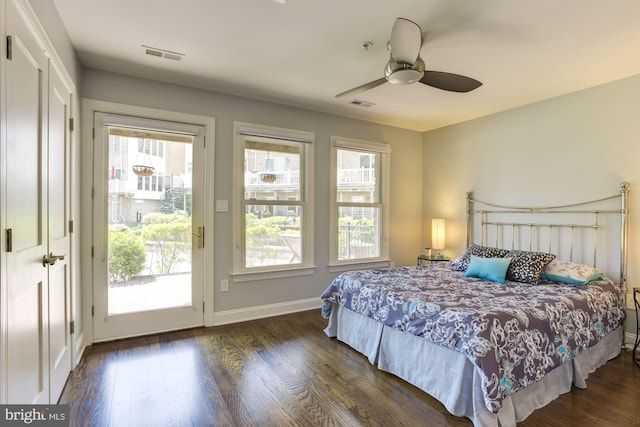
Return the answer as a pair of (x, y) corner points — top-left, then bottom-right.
(231, 265), (316, 283)
(328, 259), (393, 273)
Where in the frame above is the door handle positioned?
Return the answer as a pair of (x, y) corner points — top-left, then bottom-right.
(42, 252), (65, 267)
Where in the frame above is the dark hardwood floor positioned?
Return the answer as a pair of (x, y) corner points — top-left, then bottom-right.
(60, 310), (640, 426)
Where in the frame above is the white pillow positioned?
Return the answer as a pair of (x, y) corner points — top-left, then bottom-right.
(540, 260), (603, 285)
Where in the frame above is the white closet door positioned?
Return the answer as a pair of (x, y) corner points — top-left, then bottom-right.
(47, 63), (72, 402)
(5, 0), (73, 404)
(5, 0), (50, 404)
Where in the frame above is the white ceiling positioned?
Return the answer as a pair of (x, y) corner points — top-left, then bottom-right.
(52, 0), (640, 132)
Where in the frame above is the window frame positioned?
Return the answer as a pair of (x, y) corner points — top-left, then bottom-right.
(329, 136), (391, 271)
(232, 122), (315, 281)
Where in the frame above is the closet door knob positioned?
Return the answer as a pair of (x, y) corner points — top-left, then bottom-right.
(42, 252), (65, 267)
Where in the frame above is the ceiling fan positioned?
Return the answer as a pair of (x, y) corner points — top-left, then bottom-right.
(335, 18), (482, 98)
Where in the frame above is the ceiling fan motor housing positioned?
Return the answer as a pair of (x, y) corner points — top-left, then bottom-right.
(385, 57), (425, 85)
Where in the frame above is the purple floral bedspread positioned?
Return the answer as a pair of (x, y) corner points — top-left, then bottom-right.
(320, 263), (626, 413)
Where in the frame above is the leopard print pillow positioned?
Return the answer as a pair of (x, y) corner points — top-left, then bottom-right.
(452, 244), (510, 272)
(504, 250), (556, 284)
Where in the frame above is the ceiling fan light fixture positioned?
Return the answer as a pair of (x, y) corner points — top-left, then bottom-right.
(388, 69), (423, 85)
(385, 58), (425, 85)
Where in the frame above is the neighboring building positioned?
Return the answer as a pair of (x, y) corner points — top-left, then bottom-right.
(108, 135), (192, 225)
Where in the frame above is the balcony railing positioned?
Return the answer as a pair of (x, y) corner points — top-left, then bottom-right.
(338, 168), (376, 187)
(338, 223), (378, 259)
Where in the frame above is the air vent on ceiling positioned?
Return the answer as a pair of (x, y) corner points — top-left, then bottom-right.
(350, 99), (375, 108)
(142, 45), (185, 62)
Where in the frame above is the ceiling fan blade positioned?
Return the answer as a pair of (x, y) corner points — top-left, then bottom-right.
(390, 18), (422, 64)
(335, 77), (387, 98)
(419, 71), (482, 93)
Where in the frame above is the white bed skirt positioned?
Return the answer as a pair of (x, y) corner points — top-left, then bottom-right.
(324, 303), (622, 427)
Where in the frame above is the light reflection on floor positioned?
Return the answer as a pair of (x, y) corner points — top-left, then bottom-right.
(100, 339), (206, 426)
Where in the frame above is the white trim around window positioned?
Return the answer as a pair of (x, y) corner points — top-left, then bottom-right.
(329, 136), (391, 270)
(231, 122), (315, 281)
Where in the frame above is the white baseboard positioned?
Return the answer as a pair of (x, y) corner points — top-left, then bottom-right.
(210, 297), (321, 326)
(74, 332), (86, 367)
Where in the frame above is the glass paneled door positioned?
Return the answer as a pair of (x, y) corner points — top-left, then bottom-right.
(93, 113), (205, 341)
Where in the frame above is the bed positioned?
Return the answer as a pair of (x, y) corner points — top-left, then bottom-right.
(320, 183), (630, 427)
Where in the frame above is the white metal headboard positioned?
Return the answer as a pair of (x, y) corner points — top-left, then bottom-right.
(466, 182), (629, 294)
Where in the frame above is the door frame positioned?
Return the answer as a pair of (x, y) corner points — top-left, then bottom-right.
(81, 99), (216, 343)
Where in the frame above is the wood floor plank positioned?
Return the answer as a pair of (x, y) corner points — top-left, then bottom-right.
(60, 310), (640, 426)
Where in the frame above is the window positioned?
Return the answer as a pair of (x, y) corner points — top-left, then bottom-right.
(330, 136), (390, 267)
(233, 122), (314, 278)
(137, 139), (164, 158)
(136, 175), (163, 193)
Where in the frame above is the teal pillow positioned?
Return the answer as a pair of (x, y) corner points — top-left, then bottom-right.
(464, 255), (511, 284)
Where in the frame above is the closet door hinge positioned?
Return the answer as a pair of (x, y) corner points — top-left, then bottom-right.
(203, 301), (205, 313)
(91, 305), (95, 317)
(6, 35), (12, 60)
(91, 187), (95, 199)
(69, 321), (75, 335)
(69, 220), (74, 233)
(69, 118), (74, 132)
(92, 127), (95, 139)
(91, 246), (94, 258)
(195, 226), (205, 249)
(6, 229), (13, 252)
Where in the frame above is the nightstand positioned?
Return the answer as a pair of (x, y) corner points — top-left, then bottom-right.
(634, 288), (640, 368)
(417, 255), (450, 266)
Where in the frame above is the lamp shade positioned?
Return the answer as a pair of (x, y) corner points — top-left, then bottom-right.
(431, 219), (446, 251)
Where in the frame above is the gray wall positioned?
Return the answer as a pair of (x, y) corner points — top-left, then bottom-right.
(27, 0), (81, 83)
(81, 68), (424, 313)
